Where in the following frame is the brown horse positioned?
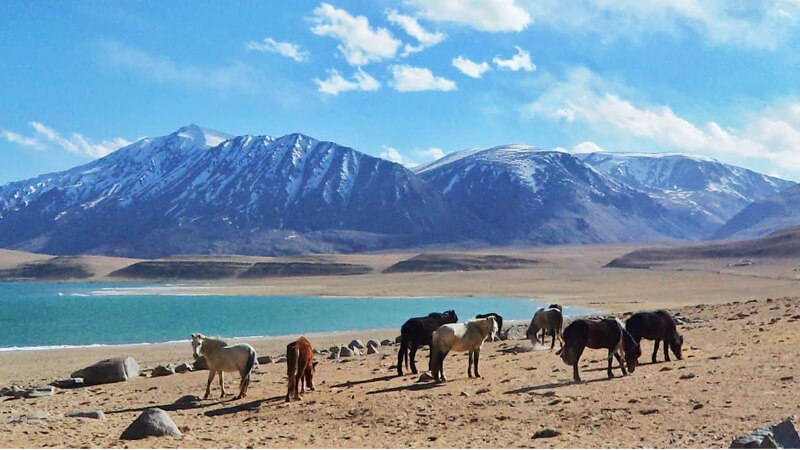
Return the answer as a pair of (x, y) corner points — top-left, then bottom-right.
(557, 318), (641, 382)
(286, 337), (317, 402)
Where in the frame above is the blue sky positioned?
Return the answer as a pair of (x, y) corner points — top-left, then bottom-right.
(2, 0), (800, 183)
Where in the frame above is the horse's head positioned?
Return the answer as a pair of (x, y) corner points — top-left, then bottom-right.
(622, 331), (642, 373)
(670, 334), (684, 360)
(485, 317), (498, 341)
(191, 333), (205, 359)
(442, 309), (458, 324)
(548, 304), (563, 311)
(525, 308), (543, 344)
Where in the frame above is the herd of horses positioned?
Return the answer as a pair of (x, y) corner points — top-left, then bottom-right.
(189, 307), (684, 402)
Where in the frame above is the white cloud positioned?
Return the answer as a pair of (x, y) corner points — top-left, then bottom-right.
(245, 37), (309, 62)
(417, 147), (446, 160)
(452, 56), (491, 78)
(521, 0), (800, 49)
(572, 141), (605, 153)
(0, 130), (41, 149)
(314, 68), (380, 95)
(1, 122), (130, 159)
(380, 145), (419, 168)
(311, 3), (401, 65)
(386, 9), (445, 56)
(525, 67), (800, 174)
(98, 41), (260, 93)
(493, 46), (536, 72)
(389, 65), (456, 92)
(408, 0), (531, 32)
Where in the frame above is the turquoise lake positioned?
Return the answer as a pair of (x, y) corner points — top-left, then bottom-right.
(0, 282), (596, 350)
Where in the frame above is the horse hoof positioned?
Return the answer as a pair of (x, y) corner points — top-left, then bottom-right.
(475, 374), (481, 378)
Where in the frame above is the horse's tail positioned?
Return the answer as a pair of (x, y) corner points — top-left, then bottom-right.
(240, 347), (256, 395)
(397, 335), (408, 375)
(286, 344), (300, 398)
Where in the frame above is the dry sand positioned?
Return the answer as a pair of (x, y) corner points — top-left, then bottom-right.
(1, 244), (799, 448)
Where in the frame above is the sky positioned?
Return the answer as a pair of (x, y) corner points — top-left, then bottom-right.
(2, 0), (800, 183)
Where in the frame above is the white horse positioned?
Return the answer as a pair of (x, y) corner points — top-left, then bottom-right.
(191, 333), (257, 400)
(429, 317), (497, 382)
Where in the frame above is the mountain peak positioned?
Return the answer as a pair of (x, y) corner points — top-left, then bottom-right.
(173, 124), (232, 148)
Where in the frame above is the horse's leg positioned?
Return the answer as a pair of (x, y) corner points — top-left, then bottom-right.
(614, 351), (627, 376)
(440, 352), (447, 382)
(467, 350), (473, 378)
(550, 330), (556, 350)
(664, 338), (671, 362)
(473, 348), (481, 378)
(409, 344), (419, 374)
(204, 370), (215, 400)
(219, 371), (226, 398)
(652, 339), (660, 363)
(607, 349), (615, 379)
(571, 345), (585, 382)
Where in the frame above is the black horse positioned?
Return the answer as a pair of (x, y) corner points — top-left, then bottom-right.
(397, 310), (458, 376)
(558, 318), (641, 382)
(625, 310), (683, 363)
(475, 313), (503, 336)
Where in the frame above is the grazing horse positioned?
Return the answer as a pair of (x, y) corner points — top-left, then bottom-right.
(397, 310), (458, 376)
(475, 313), (504, 336)
(557, 319), (641, 382)
(625, 310), (683, 363)
(191, 333), (257, 400)
(286, 337), (317, 402)
(429, 317), (497, 382)
(525, 305), (564, 349)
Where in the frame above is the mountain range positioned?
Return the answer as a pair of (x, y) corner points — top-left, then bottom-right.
(0, 125), (795, 257)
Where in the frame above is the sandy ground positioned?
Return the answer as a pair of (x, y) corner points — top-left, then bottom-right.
(1, 297), (799, 448)
(1, 244), (800, 448)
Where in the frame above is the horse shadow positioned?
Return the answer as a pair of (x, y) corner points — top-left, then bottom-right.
(581, 359), (664, 373)
(366, 381), (443, 395)
(503, 376), (613, 395)
(203, 395), (285, 417)
(105, 397), (229, 415)
(330, 375), (396, 388)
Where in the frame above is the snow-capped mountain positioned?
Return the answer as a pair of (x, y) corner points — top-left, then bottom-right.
(579, 152), (794, 237)
(415, 145), (688, 244)
(712, 184), (800, 240)
(0, 125), (479, 257)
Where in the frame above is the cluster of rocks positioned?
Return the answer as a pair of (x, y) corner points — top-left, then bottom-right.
(328, 339), (395, 360)
(0, 384), (55, 399)
(730, 418), (800, 448)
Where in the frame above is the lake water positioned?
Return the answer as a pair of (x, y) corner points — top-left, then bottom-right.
(0, 282), (597, 350)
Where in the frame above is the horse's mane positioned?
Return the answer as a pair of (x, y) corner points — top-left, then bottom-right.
(200, 336), (229, 351)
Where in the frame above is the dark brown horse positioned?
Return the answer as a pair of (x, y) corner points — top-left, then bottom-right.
(397, 310), (458, 376)
(557, 318), (641, 382)
(625, 310), (683, 363)
(286, 337), (317, 402)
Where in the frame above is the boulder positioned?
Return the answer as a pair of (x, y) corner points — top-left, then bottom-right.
(417, 372), (434, 382)
(348, 340), (365, 350)
(395, 335), (402, 344)
(504, 326), (525, 341)
(0, 385), (25, 398)
(339, 346), (355, 357)
(51, 378), (83, 388)
(367, 339), (381, 349)
(731, 419), (800, 449)
(151, 364), (176, 377)
(25, 386), (55, 398)
(66, 410), (105, 420)
(71, 357), (140, 385)
(193, 356), (209, 371)
(257, 355), (273, 364)
(381, 339), (394, 346)
(174, 363), (192, 374)
(274, 356), (287, 364)
(533, 428), (561, 439)
(120, 408), (182, 440)
(172, 395), (201, 408)
(366, 344), (379, 355)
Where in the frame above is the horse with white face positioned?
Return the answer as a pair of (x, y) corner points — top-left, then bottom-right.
(191, 333), (257, 400)
(429, 317), (497, 382)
